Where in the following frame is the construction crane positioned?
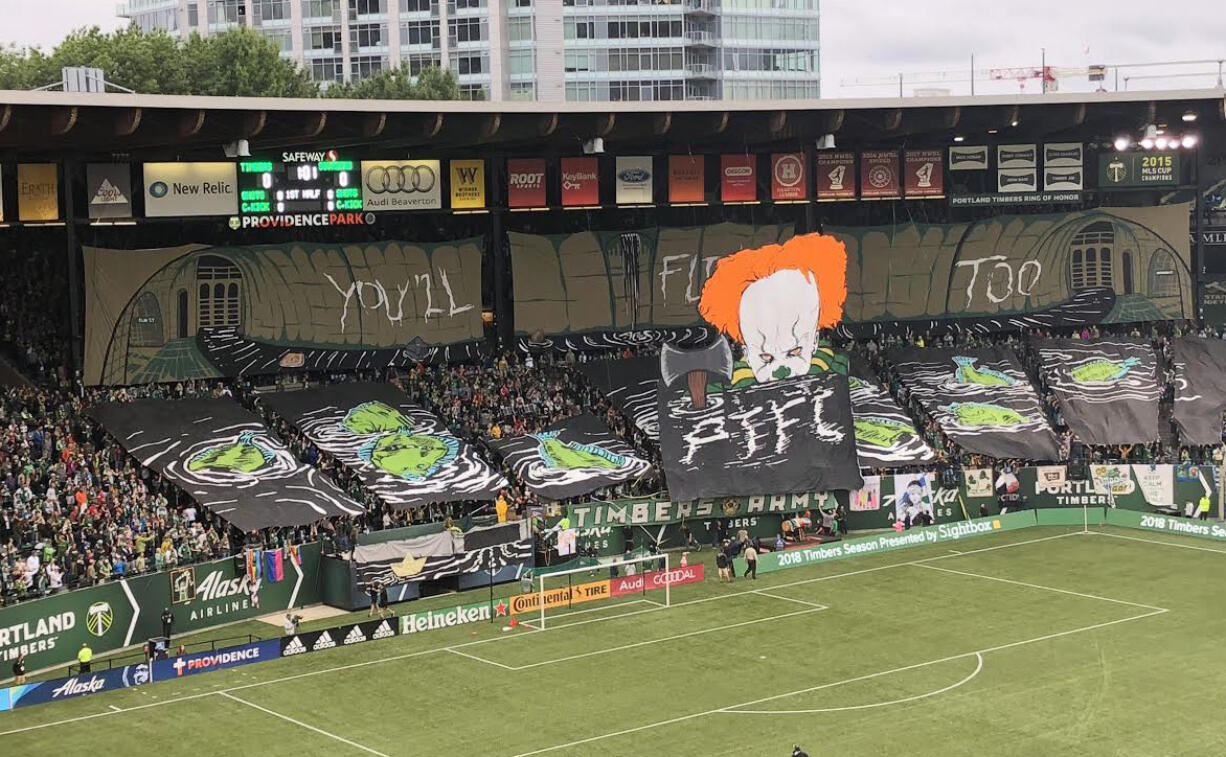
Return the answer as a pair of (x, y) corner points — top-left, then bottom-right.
(840, 63), (1097, 96)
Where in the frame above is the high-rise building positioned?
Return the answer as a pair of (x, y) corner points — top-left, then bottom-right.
(118, 0), (819, 101)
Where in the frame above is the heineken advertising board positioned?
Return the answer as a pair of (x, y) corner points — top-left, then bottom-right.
(1099, 153), (1181, 188)
(0, 544), (320, 672)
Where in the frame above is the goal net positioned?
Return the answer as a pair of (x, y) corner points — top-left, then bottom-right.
(530, 552), (671, 630)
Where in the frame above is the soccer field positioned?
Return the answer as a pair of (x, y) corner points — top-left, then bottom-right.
(2, 524), (1223, 757)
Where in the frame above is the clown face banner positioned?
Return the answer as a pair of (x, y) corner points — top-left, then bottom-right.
(1037, 338), (1161, 445)
(889, 346), (1060, 461)
(1171, 336), (1226, 445)
(488, 413), (652, 501)
(260, 383), (506, 509)
(658, 234), (863, 501)
(847, 356), (935, 468)
(90, 398), (364, 531)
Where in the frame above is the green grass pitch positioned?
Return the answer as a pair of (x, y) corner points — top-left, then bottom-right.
(2, 524), (1223, 756)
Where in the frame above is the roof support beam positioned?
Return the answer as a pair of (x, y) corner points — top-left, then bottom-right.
(114, 108), (142, 137)
(769, 111), (787, 135)
(243, 110), (267, 137)
(538, 113), (558, 137)
(50, 106), (78, 136)
(881, 108), (903, 132)
(596, 113), (615, 136)
(0, 104), (13, 134)
(178, 110), (205, 138)
(820, 109), (844, 133)
(480, 114), (501, 140)
(424, 112), (444, 138)
(710, 111), (729, 134)
(652, 112), (672, 135)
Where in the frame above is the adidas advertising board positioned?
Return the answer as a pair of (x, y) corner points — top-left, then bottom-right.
(279, 619), (400, 658)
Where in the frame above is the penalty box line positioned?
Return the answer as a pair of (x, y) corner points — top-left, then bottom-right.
(218, 691), (392, 757)
(0, 530), (1077, 739)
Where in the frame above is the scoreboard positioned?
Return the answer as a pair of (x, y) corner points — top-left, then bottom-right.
(238, 150), (362, 215)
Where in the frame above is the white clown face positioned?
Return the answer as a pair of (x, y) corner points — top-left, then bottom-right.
(738, 269), (821, 383)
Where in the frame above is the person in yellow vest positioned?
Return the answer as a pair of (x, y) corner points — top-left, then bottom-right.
(495, 492), (509, 523)
(1198, 494), (1212, 521)
(77, 643), (93, 674)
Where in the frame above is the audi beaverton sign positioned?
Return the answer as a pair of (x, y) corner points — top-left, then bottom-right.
(361, 160), (442, 211)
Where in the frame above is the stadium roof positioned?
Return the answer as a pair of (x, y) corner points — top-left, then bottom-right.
(0, 87), (1222, 159)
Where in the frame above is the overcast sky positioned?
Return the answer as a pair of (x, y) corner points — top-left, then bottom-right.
(3, 0), (1224, 97)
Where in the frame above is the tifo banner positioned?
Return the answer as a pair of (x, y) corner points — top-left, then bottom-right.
(352, 521), (532, 588)
(488, 413), (651, 500)
(261, 382), (506, 509)
(509, 222), (793, 340)
(281, 618), (398, 657)
(510, 206), (1192, 343)
(569, 491), (839, 528)
(1171, 336), (1226, 445)
(91, 398), (362, 531)
(578, 356), (661, 440)
(609, 564), (704, 596)
(83, 238), (484, 385)
(0, 543), (320, 673)
(890, 346), (1060, 461)
(1037, 338), (1161, 444)
(847, 357), (935, 468)
(733, 512), (1037, 575)
(658, 235), (863, 500)
(509, 579), (611, 615)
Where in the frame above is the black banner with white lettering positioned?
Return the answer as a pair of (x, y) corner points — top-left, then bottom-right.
(658, 365), (862, 501)
(351, 522), (532, 588)
(848, 355), (935, 468)
(260, 382), (506, 509)
(90, 398), (364, 531)
(578, 356), (661, 440)
(1037, 338), (1160, 445)
(889, 347), (1060, 461)
(488, 414), (652, 500)
(1171, 337), (1226, 445)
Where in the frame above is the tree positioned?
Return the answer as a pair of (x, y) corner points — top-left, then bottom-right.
(325, 64), (459, 101)
(180, 27), (317, 98)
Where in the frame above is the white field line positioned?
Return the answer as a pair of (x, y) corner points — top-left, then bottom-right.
(728, 652), (985, 715)
(219, 692), (392, 757)
(751, 590), (827, 610)
(1086, 529), (1226, 555)
(0, 530), (1081, 739)
(505, 608), (1168, 757)
(915, 563), (1170, 612)
(447, 648), (518, 670)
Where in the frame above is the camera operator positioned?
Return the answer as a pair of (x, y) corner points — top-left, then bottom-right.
(283, 611), (303, 636)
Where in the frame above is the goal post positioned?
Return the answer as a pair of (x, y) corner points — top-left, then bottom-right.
(535, 552), (671, 630)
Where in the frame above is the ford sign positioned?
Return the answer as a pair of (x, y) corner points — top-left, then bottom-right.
(618, 168), (651, 184)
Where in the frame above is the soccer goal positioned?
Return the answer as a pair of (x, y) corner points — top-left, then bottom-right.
(532, 552), (672, 630)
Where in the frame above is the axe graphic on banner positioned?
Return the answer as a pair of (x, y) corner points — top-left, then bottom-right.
(660, 338), (734, 410)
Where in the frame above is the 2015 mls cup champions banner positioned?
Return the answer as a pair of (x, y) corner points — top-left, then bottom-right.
(656, 235), (863, 501)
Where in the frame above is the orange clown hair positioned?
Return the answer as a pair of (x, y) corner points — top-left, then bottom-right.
(698, 233), (847, 344)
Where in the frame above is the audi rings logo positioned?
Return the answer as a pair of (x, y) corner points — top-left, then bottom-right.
(365, 164), (436, 194)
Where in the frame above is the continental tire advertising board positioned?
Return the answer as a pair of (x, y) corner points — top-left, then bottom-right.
(0, 543), (320, 672)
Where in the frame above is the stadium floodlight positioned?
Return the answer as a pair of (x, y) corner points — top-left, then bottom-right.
(1182, 110), (1198, 122)
(223, 139), (251, 158)
(816, 133), (836, 150)
(1113, 136), (1131, 151)
(582, 137), (604, 155)
(952, 135), (965, 142)
(1181, 134), (1198, 148)
(1154, 136), (1169, 150)
(1010, 118), (1019, 127)
(1140, 137), (1154, 149)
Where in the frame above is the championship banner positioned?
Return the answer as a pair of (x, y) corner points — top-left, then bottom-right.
(658, 235), (863, 501)
(720, 154), (756, 202)
(578, 356), (661, 440)
(859, 150), (900, 199)
(561, 157), (599, 206)
(903, 150), (943, 198)
(507, 158), (546, 208)
(449, 159), (485, 209)
(816, 152), (856, 201)
(1037, 338), (1161, 444)
(260, 382), (506, 509)
(1171, 336), (1226, 445)
(488, 413), (652, 500)
(848, 356), (935, 468)
(770, 153), (806, 201)
(86, 163), (133, 219)
(668, 155), (705, 204)
(616, 156), (654, 205)
(17, 163), (60, 221)
(83, 238), (484, 386)
(353, 521), (532, 588)
(361, 159), (441, 211)
(889, 346), (1060, 461)
(90, 398), (363, 531)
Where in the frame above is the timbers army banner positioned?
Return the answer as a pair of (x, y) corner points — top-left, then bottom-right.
(509, 205), (1191, 342)
(848, 356), (934, 468)
(658, 235), (863, 500)
(1171, 336), (1226, 445)
(260, 383), (506, 509)
(578, 356), (661, 440)
(1037, 338), (1161, 444)
(488, 413), (652, 500)
(352, 521), (532, 588)
(83, 238), (485, 386)
(90, 398), (363, 530)
(890, 346), (1060, 461)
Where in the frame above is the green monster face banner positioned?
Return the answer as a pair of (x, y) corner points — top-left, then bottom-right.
(83, 239), (485, 386)
(260, 383), (507, 509)
(510, 206), (1191, 341)
(488, 413), (652, 500)
(848, 356), (935, 468)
